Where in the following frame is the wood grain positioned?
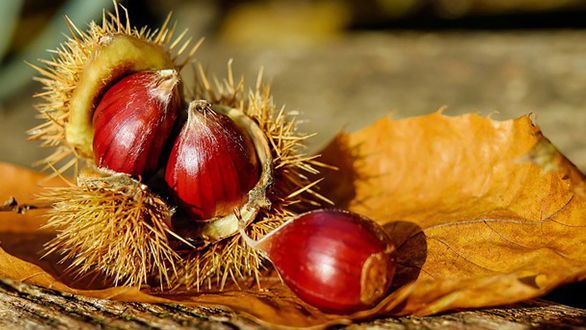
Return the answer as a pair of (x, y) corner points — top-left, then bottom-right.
(0, 276), (583, 329)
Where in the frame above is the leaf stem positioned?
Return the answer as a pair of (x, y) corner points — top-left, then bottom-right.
(0, 197), (51, 214)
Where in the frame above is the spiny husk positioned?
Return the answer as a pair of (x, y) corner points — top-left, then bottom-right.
(39, 175), (180, 288)
(28, 2), (199, 178)
(174, 63), (333, 289)
(29, 1), (331, 290)
(175, 214), (285, 291)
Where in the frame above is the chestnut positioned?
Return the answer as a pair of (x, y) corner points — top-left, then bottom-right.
(92, 70), (181, 179)
(241, 209), (397, 314)
(165, 101), (260, 220)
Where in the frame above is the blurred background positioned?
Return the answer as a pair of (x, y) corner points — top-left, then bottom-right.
(0, 0), (584, 307)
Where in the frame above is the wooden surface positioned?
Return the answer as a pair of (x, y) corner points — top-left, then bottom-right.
(0, 276), (582, 329)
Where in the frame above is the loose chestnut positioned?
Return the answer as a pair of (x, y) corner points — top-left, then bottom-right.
(92, 70), (181, 179)
(165, 101), (260, 220)
(241, 209), (396, 314)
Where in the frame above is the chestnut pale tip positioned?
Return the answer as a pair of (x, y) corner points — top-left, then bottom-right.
(149, 69), (180, 103)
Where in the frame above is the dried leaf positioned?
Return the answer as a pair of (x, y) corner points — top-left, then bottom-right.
(0, 112), (585, 328)
(319, 112), (586, 316)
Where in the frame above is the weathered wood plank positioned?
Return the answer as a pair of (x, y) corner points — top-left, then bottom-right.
(0, 277), (584, 329)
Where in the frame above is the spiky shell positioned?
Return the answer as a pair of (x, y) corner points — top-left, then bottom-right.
(29, 3), (199, 288)
(29, 4), (200, 177)
(39, 173), (179, 287)
(31, 3), (331, 290)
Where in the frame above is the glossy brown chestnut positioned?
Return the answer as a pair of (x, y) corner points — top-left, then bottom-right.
(242, 209), (396, 314)
(165, 102), (260, 220)
(92, 70), (181, 179)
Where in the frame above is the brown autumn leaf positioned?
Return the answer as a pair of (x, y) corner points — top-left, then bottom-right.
(0, 112), (585, 328)
(319, 111), (586, 316)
